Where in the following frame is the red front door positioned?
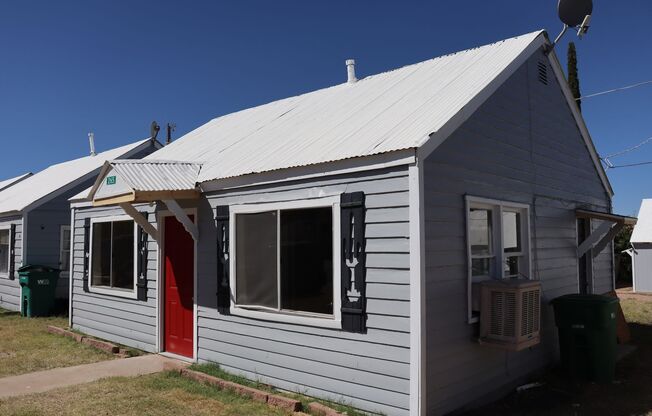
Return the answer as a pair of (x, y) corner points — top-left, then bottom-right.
(164, 215), (195, 358)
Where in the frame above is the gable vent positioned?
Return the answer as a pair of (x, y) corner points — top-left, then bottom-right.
(537, 61), (548, 85)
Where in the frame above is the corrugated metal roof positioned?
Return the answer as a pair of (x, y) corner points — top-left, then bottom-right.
(109, 160), (201, 192)
(0, 139), (153, 215)
(145, 30), (545, 183)
(631, 199), (652, 243)
(0, 173), (32, 192)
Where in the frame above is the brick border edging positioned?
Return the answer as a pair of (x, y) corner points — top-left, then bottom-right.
(177, 368), (345, 415)
(46, 325), (126, 357)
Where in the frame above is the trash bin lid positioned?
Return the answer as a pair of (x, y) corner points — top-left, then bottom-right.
(550, 294), (619, 305)
(18, 265), (60, 273)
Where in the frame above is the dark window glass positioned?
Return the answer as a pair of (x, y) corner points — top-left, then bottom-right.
(0, 230), (9, 274)
(504, 256), (520, 277)
(91, 222), (112, 287)
(112, 221), (134, 289)
(91, 221), (134, 290)
(60, 228), (71, 272)
(469, 209), (492, 256)
(280, 208), (333, 315)
(236, 211), (278, 308)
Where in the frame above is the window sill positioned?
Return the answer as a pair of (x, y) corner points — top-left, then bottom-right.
(230, 306), (342, 330)
(0, 273), (10, 280)
(89, 285), (137, 300)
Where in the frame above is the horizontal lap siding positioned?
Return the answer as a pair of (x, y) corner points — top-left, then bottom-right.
(197, 167), (411, 416)
(0, 216), (23, 311)
(26, 196), (77, 300)
(70, 205), (158, 352)
(425, 51), (611, 415)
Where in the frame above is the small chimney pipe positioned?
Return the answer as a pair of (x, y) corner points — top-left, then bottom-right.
(346, 59), (357, 83)
(88, 132), (96, 156)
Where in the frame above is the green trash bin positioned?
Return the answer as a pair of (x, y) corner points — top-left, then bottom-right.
(18, 265), (60, 317)
(551, 294), (619, 383)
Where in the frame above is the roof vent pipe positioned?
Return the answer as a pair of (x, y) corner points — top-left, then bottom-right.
(88, 132), (96, 156)
(346, 59), (357, 83)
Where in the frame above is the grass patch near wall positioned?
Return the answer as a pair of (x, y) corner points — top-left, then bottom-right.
(189, 363), (370, 416)
(0, 309), (113, 378)
(0, 371), (290, 416)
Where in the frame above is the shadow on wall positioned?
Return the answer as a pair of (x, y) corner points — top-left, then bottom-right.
(462, 300), (652, 416)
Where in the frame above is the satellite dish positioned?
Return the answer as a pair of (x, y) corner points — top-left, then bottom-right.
(558, 0), (593, 27)
(549, 0), (594, 51)
(150, 121), (160, 141)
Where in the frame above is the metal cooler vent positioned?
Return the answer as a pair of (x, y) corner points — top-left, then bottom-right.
(480, 279), (542, 351)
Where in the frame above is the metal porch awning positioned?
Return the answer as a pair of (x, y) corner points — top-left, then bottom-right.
(87, 160), (203, 242)
(576, 209), (637, 258)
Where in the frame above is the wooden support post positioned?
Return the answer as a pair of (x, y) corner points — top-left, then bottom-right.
(592, 223), (624, 258)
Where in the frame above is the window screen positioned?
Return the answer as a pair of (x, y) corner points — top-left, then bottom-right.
(235, 211), (278, 308)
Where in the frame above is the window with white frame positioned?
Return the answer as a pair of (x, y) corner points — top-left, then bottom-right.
(90, 217), (136, 294)
(0, 228), (10, 276)
(467, 197), (531, 320)
(59, 226), (71, 276)
(231, 197), (340, 324)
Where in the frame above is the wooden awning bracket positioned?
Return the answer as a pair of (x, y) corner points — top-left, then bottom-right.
(576, 209), (635, 258)
(163, 199), (199, 241)
(119, 203), (159, 243)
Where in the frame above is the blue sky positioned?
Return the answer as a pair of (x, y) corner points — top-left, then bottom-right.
(0, 1), (650, 214)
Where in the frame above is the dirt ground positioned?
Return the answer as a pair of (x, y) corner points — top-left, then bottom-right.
(464, 293), (652, 416)
(616, 286), (652, 302)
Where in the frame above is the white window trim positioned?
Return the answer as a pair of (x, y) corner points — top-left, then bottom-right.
(59, 225), (71, 278)
(88, 214), (138, 299)
(466, 195), (532, 324)
(0, 224), (12, 279)
(229, 196), (342, 329)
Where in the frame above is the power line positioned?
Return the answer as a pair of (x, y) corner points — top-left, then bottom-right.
(603, 136), (652, 160)
(605, 160), (652, 169)
(578, 79), (652, 100)
(601, 135), (652, 169)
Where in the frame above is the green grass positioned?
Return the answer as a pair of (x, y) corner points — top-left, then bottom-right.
(190, 363), (371, 416)
(0, 371), (290, 416)
(0, 309), (113, 378)
(620, 298), (652, 325)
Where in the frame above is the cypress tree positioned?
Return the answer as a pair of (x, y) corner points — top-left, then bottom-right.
(567, 42), (581, 111)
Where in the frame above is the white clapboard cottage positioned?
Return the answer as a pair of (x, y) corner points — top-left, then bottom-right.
(68, 31), (632, 415)
(0, 173), (32, 192)
(0, 138), (160, 312)
(629, 199), (652, 293)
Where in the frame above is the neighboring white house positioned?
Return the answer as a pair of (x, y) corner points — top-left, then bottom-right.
(0, 138), (161, 312)
(630, 199), (652, 292)
(0, 173), (32, 192)
(68, 30), (632, 416)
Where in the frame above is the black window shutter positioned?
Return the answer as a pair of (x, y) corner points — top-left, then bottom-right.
(82, 218), (91, 292)
(216, 206), (230, 314)
(136, 212), (149, 301)
(8, 223), (16, 280)
(341, 192), (366, 333)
